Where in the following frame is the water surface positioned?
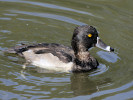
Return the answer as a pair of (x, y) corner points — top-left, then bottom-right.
(0, 0), (133, 99)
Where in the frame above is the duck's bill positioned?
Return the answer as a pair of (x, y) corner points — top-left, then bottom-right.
(96, 37), (114, 52)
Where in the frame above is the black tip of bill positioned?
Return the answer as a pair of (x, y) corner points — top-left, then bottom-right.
(110, 47), (114, 52)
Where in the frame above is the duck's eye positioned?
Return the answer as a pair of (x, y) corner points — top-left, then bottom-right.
(88, 34), (92, 38)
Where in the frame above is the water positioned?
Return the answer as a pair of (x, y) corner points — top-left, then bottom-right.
(0, 0), (133, 99)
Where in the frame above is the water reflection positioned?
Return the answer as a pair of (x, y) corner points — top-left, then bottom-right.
(30, 67), (112, 96)
(71, 73), (97, 95)
(97, 51), (120, 63)
(70, 73), (112, 96)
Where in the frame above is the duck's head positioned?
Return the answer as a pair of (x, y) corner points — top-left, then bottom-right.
(71, 25), (114, 55)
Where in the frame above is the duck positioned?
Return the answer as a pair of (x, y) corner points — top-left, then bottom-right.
(6, 25), (114, 72)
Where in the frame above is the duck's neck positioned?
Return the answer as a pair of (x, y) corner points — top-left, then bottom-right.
(73, 51), (98, 72)
(73, 51), (92, 72)
(72, 45), (98, 72)
(75, 43), (90, 60)
(75, 51), (90, 61)
(74, 50), (91, 69)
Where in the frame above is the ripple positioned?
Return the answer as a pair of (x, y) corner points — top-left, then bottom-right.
(0, 30), (11, 34)
(71, 81), (133, 100)
(103, 90), (133, 100)
(0, 17), (11, 20)
(0, 78), (18, 86)
(9, 10), (85, 25)
(0, 90), (27, 99)
(16, 18), (45, 24)
(89, 64), (109, 76)
(3, 13), (17, 16)
(0, 0), (99, 18)
(14, 85), (35, 91)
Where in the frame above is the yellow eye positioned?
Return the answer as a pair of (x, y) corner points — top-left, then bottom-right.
(88, 34), (92, 37)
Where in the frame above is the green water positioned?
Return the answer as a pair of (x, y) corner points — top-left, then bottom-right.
(0, 0), (133, 99)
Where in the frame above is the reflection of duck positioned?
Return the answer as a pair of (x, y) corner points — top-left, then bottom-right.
(71, 73), (97, 95)
(6, 25), (114, 72)
(70, 73), (112, 96)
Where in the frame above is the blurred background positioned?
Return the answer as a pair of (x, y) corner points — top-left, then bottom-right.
(0, 0), (133, 99)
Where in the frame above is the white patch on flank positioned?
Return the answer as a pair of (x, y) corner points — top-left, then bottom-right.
(22, 49), (73, 72)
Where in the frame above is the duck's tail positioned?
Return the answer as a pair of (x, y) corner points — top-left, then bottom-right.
(5, 44), (28, 56)
(5, 47), (17, 53)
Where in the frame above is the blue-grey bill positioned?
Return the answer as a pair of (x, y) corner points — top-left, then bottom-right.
(96, 37), (114, 52)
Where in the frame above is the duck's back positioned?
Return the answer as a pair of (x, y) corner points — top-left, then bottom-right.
(7, 43), (75, 72)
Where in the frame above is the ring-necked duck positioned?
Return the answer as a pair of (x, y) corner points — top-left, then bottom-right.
(7, 25), (114, 72)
